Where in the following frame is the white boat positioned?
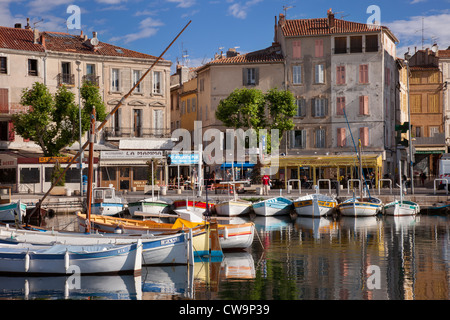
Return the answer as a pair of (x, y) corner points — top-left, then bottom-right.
(338, 196), (383, 217)
(252, 197), (293, 216)
(214, 199), (252, 217)
(0, 187), (27, 223)
(0, 224), (194, 266)
(0, 241), (142, 275)
(91, 186), (125, 216)
(384, 161), (419, 216)
(293, 193), (337, 217)
(128, 198), (172, 216)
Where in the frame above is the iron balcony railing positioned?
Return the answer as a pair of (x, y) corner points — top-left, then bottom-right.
(104, 127), (171, 139)
(57, 73), (75, 86)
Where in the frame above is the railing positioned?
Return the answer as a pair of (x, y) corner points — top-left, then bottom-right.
(0, 103), (30, 114)
(104, 127), (171, 139)
(57, 73), (75, 86)
(434, 179), (449, 195)
(82, 74), (100, 87)
(378, 179), (392, 195)
(287, 179), (301, 195)
(317, 179), (331, 194)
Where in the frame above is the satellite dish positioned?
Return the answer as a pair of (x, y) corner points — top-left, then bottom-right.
(90, 37), (99, 46)
(431, 43), (438, 53)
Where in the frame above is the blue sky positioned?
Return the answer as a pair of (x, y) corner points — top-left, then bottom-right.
(1, 0), (450, 71)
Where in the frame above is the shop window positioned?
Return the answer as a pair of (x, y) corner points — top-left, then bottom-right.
(20, 168), (40, 184)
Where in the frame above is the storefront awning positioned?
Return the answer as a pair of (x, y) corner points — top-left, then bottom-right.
(277, 154), (383, 168)
(220, 162), (256, 169)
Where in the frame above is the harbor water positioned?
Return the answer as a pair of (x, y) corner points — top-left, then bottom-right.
(1, 211), (450, 300)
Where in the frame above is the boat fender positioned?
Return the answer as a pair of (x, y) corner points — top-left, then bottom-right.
(24, 250), (30, 272)
(114, 226), (123, 234)
(64, 249), (70, 272)
(224, 227), (229, 239)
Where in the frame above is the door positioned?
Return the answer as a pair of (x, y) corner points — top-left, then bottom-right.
(119, 167), (130, 191)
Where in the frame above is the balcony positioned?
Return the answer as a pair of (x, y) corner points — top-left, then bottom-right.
(82, 74), (100, 87)
(104, 127), (171, 139)
(57, 73), (75, 86)
(0, 103), (30, 115)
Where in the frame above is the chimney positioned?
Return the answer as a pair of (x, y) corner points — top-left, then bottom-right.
(25, 18), (31, 30)
(278, 13), (286, 27)
(226, 48), (238, 58)
(327, 8), (335, 29)
(40, 33), (46, 48)
(33, 28), (40, 44)
(14, 23), (22, 29)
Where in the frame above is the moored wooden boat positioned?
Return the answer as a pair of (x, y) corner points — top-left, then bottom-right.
(91, 186), (125, 216)
(77, 213), (253, 250)
(0, 241), (142, 275)
(0, 187), (26, 223)
(214, 199), (252, 217)
(384, 200), (420, 216)
(338, 196), (382, 217)
(293, 194), (337, 217)
(253, 197), (293, 216)
(128, 198), (172, 216)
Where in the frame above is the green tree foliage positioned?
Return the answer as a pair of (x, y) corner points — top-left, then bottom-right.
(216, 87), (296, 151)
(13, 82), (107, 157)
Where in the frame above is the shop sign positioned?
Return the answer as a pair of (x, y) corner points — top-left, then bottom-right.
(101, 150), (163, 159)
(169, 153), (199, 165)
(39, 157), (74, 163)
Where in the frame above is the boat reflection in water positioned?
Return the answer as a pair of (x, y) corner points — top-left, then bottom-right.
(0, 274), (142, 300)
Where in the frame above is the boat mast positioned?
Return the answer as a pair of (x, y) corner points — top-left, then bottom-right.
(85, 107), (95, 233)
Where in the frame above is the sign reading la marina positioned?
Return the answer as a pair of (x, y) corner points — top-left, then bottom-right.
(100, 150), (163, 159)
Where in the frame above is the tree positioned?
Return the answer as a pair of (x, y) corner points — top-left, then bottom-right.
(216, 87), (296, 151)
(13, 82), (107, 157)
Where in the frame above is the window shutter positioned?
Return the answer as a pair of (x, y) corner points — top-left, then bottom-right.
(311, 98), (316, 117)
(301, 129), (307, 148)
(242, 68), (246, 85)
(293, 41), (301, 59)
(360, 127), (369, 146)
(325, 98), (328, 116)
(315, 40), (323, 57)
(255, 68), (259, 85)
(8, 120), (14, 142)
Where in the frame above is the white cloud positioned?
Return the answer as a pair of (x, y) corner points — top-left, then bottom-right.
(386, 13), (450, 57)
(166, 0), (196, 8)
(109, 17), (164, 44)
(228, 0), (262, 19)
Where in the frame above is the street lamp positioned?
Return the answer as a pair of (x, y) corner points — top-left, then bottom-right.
(404, 50), (414, 194)
(75, 60), (83, 197)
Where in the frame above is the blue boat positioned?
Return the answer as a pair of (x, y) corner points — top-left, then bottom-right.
(0, 187), (26, 223)
(252, 197), (293, 216)
(91, 186), (125, 216)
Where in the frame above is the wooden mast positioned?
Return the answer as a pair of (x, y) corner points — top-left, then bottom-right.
(28, 21), (192, 219)
(85, 107), (96, 233)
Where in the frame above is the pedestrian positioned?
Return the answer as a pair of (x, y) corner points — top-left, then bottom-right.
(421, 172), (426, 186)
(262, 173), (270, 195)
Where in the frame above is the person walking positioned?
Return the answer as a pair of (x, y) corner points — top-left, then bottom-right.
(262, 173), (270, 196)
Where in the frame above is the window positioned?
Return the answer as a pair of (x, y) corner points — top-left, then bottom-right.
(243, 68), (258, 85)
(293, 40), (301, 59)
(359, 96), (369, 115)
(337, 128), (346, 147)
(359, 127), (369, 146)
(61, 62), (72, 84)
(111, 68), (120, 92)
(133, 167), (147, 181)
(132, 70), (141, 93)
(315, 40), (323, 58)
(290, 130), (306, 149)
(410, 94), (422, 113)
(315, 129), (325, 148)
(20, 168), (40, 184)
(334, 37), (347, 54)
(415, 126), (422, 138)
(315, 64), (325, 84)
(192, 97), (196, 112)
(113, 109), (121, 136)
(0, 57), (7, 74)
(28, 59), (38, 76)
(0, 121), (14, 141)
(85, 64), (97, 85)
(153, 109), (163, 136)
(295, 98), (306, 117)
(429, 126), (440, 137)
(336, 66), (346, 85)
(365, 35), (378, 52)
(312, 98), (327, 117)
(101, 167), (116, 181)
(350, 36), (363, 53)
(86, 64), (95, 76)
(359, 64), (369, 84)
(428, 94), (439, 113)
(336, 96), (345, 115)
(133, 109), (142, 137)
(153, 71), (162, 94)
(293, 65), (302, 84)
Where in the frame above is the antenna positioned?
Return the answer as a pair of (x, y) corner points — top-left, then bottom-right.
(283, 5), (295, 17)
(414, 17), (426, 50)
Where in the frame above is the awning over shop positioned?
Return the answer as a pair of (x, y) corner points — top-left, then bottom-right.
(278, 154), (382, 168)
(414, 147), (446, 154)
(220, 162), (256, 169)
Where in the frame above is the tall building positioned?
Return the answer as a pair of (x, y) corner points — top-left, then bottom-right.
(0, 21), (172, 193)
(195, 9), (399, 186)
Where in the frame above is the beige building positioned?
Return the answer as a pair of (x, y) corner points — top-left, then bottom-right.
(0, 22), (172, 192)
